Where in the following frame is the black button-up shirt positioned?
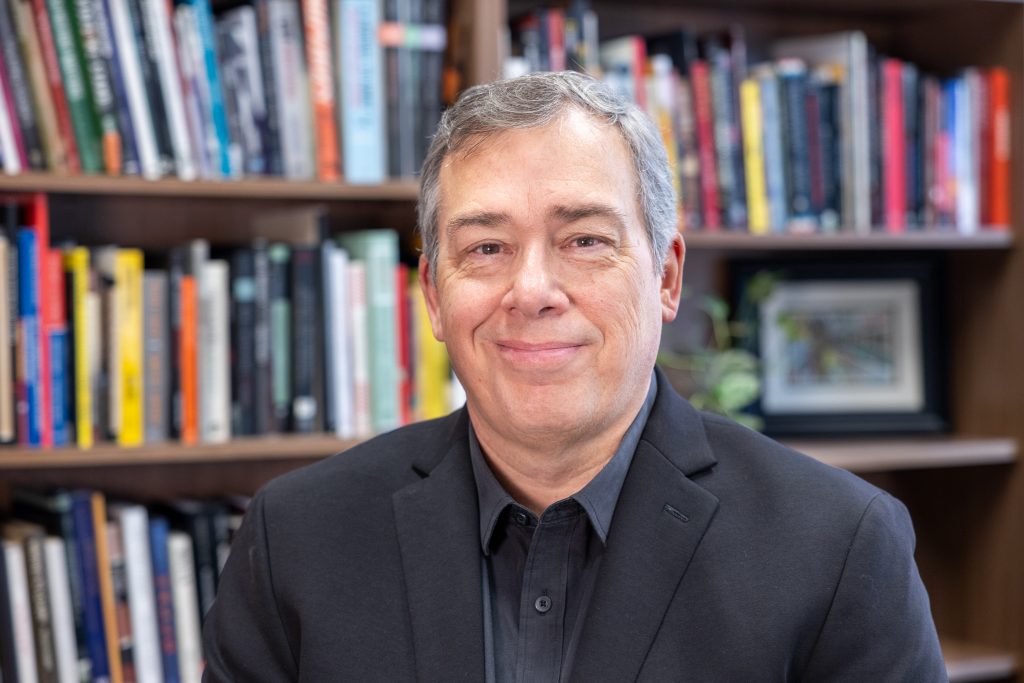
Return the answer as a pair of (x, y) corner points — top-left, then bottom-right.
(469, 375), (657, 683)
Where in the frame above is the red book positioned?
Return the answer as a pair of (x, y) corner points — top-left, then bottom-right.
(301, 0), (340, 181)
(545, 10), (566, 72)
(396, 264), (411, 426)
(882, 58), (906, 233)
(27, 0), (81, 173)
(690, 60), (720, 230)
(987, 67), (1011, 229)
(179, 275), (198, 444)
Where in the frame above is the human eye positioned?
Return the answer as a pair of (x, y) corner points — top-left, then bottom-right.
(470, 242), (504, 256)
(567, 234), (610, 249)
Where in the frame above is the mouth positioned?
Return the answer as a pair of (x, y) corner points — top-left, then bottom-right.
(494, 341), (586, 368)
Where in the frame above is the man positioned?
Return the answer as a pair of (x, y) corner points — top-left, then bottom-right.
(203, 72), (947, 681)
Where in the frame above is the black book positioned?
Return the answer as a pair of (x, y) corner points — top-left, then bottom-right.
(290, 245), (323, 433)
(159, 499), (230, 620)
(254, 0), (283, 175)
(252, 239), (273, 433)
(127, 0), (176, 175)
(267, 243), (291, 430)
(230, 247), (257, 436)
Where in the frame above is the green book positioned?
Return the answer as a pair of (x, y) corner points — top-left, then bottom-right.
(336, 229), (400, 433)
(47, 0), (103, 172)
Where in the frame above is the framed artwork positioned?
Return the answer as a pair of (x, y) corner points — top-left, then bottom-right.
(732, 258), (948, 436)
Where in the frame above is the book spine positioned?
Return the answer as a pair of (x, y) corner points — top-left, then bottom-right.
(126, 0), (173, 175)
(881, 58), (906, 232)
(174, 5), (213, 179)
(778, 59), (813, 231)
(269, 0), (313, 179)
(201, 259), (230, 443)
(338, 0), (386, 183)
(0, 60), (26, 173)
(12, 0), (69, 172)
(411, 277), (447, 420)
(104, 519), (135, 682)
(328, 246), (352, 437)
(70, 0), (123, 174)
(253, 240), (273, 433)
(167, 247), (184, 439)
(107, 0), (160, 178)
(44, 536), (81, 683)
(186, 0), (233, 177)
(90, 492), (123, 683)
(707, 39), (743, 229)
(955, 71), (978, 234)
(17, 228), (43, 446)
(229, 248), (256, 436)
(97, 0), (143, 176)
(816, 71), (842, 232)
(117, 506), (161, 683)
(45, 249), (70, 447)
(115, 249), (143, 446)
(0, 0), (47, 169)
(42, 0), (101, 171)
(804, 83), (824, 227)
(142, 0), (194, 179)
(395, 263), (410, 426)
(148, 518), (180, 683)
(319, 241), (336, 434)
(348, 261), (370, 436)
(267, 243), (290, 430)
(179, 273), (197, 443)
(3, 539), (41, 682)
(302, 0), (339, 180)
(988, 67), (1010, 228)
(0, 235), (12, 443)
(902, 63), (921, 228)
(69, 490), (112, 683)
(739, 77), (768, 234)
(690, 60), (719, 230)
(254, 0), (281, 175)
(24, 532), (59, 683)
(166, 532), (201, 683)
(289, 245), (321, 432)
(418, 0), (445, 172)
(142, 270), (169, 443)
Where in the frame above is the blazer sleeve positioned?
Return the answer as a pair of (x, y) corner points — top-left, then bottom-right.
(799, 492), (948, 682)
(202, 491), (298, 682)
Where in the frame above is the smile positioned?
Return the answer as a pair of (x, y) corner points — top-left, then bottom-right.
(494, 341), (585, 368)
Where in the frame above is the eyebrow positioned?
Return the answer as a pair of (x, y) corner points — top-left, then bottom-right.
(446, 203), (628, 238)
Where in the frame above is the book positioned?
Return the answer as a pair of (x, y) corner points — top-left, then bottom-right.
(302, 0), (339, 180)
(336, 230), (400, 433)
(147, 517), (179, 683)
(690, 59), (720, 230)
(290, 244), (323, 432)
(96, 0), (142, 177)
(142, 0), (194, 179)
(2, 536), (40, 682)
(45, 248), (70, 447)
(265, 0), (313, 179)
(69, 0), (124, 174)
(987, 66), (1010, 228)
(267, 242), (291, 430)
(180, 0), (234, 177)
(17, 228), (45, 446)
(104, 517), (136, 682)
(43, 536), (81, 683)
(143, 270), (169, 443)
(776, 57), (815, 231)
(230, 247), (256, 435)
(90, 492), (124, 683)
(110, 504), (162, 683)
(69, 490), (112, 683)
(0, 0), (46, 170)
(0, 61), (25, 173)
(64, 246), (94, 447)
(348, 260), (370, 436)
(739, 76), (768, 234)
(411, 276), (448, 420)
(4, 520), (57, 683)
(882, 57), (906, 233)
(216, 5), (267, 176)
(201, 258), (231, 443)
(0, 233), (13, 443)
(336, 0), (386, 183)
(166, 531), (201, 683)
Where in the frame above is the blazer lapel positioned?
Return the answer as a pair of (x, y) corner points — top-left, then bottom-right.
(570, 375), (721, 683)
(392, 409), (486, 682)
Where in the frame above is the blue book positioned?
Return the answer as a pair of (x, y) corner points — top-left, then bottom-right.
(17, 229), (42, 446)
(69, 490), (112, 683)
(758, 67), (788, 233)
(149, 516), (181, 683)
(96, 0), (142, 175)
(49, 327), (70, 446)
(337, 0), (386, 183)
(185, 0), (234, 177)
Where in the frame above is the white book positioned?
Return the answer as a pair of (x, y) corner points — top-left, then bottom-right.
(87, 290), (103, 439)
(3, 540), (39, 683)
(329, 248), (353, 437)
(269, 0), (314, 179)
(167, 532), (203, 683)
(143, 0), (196, 180)
(189, 239), (210, 437)
(111, 505), (163, 683)
(0, 75), (21, 175)
(771, 31), (871, 233)
(108, 0), (161, 179)
(955, 73), (978, 234)
(202, 259), (231, 443)
(0, 235), (12, 442)
(43, 537), (80, 683)
(348, 261), (371, 437)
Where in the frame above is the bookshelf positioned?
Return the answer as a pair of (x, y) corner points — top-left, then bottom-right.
(0, 0), (1021, 680)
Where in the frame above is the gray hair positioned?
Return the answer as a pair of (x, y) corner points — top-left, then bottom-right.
(417, 71), (678, 275)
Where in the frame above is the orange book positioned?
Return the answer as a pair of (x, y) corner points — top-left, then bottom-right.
(988, 67), (1011, 229)
(91, 492), (124, 683)
(302, 0), (340, 180)
(180, 275), (198, 444)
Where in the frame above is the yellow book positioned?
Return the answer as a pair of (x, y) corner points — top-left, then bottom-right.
(740, 78), (770, 235)
(411, 279), (450, 421)
(116, 249), (144, 446)
(91, 492), (124, 683)
(64, 248), (94, 448)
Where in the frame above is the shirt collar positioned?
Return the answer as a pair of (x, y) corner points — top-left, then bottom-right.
(469, 373), (658, 554)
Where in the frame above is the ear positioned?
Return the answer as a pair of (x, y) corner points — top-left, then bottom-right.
(418, 254), (445, 342)
(659, 233), (685, 323)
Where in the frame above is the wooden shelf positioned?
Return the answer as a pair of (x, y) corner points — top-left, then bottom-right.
(0, 434), (356, 469)
(785, 437), (1018, 473)
(683, 231), (1014, 251)
(943, 637), (1018, 682)
(0, 172), (420, 201)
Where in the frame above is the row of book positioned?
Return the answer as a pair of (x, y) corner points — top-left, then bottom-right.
(2, 488), (241, 683)
(0, 0), (448, 181)
(0, 194), (459, 450)
(507, 10), (1012, 234)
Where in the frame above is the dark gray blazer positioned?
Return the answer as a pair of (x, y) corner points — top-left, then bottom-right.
(202, 372), (947, 682)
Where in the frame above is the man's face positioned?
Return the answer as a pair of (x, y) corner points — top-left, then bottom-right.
(420, 108), (684, 445)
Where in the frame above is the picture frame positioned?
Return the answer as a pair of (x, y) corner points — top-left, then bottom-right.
(731, 258), (948, 436)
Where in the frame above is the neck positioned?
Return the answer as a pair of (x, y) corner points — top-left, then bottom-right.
(469, 400), (644, 516)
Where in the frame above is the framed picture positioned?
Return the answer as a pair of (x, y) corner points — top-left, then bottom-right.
(732, 258), (948, 436)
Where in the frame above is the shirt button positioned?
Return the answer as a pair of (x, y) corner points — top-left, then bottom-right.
(514, 512), (528, 526)
(534, 595), (552, 614)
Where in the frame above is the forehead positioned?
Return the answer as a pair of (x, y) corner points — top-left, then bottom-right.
(436, 109), (641, 227)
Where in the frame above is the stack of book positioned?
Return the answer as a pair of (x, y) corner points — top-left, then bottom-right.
(507, 6), (1012, 235)
(0, 193), (457, 450)
(0, 0), (448, 182)
(2, 487), (244, 683)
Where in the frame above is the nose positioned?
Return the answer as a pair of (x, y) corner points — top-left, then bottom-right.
(500, 244), (570, 317)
